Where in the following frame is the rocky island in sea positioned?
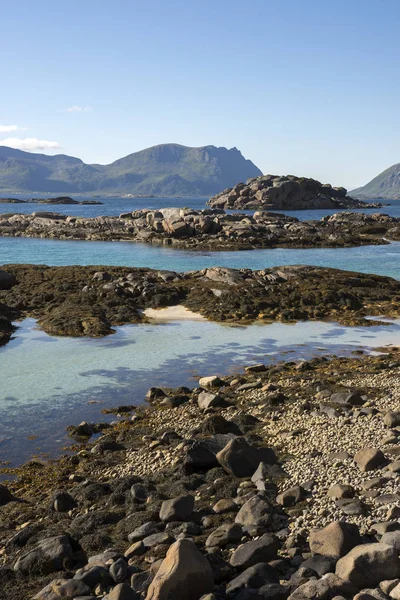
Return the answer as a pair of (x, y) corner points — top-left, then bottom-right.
(0, 208), (399, 250)
(207, 175), (387, 211)
(0, 196), (103, 205)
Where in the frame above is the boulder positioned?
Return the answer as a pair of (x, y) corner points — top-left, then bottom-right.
(309, 522), (362, 558)
(230, 533), (280, 569)
(381, 531), (400, 553)
(14, 535), (76, 575)
(384, 411), (400, 428)
(287, 573), (354, 600)
(205, 523), (243, 548)
(198, 376), (224, 388)
(354, 448), (387, 471)
(327, 484), (355, 499)
(276, 486), (304, 507)
(235, 494), (271, 528)
(53, 491), (76, 512)
(335, 543), (400, 588)
(110, 557), (128, 583)
(226, 562), (279, 595)
(0, 484), (13, 505)
(32, 578), (92, 599)
(0, 269), (15, 290)
(197, 391), (224, 410)
(107, 583), (137, 599)
(159, 495), (194, 523)
(145, 538), (214, 600)
(216, 437), (276, 478)
(330, 392), (364, 407)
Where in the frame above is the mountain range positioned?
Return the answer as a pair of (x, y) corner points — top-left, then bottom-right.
(352, 162), (400, 199)
(0, 144), (262, 196)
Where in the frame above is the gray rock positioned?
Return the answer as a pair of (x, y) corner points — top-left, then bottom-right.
(327, 484), (355, 499)
(0, 484), (13, 505)
(128, 522), (159, 543)
(205, 523), (243, 548)
(330, 392), (364, 407)
(53, 490), (76, 512)
(335, 498), (365, 516)
(159, 495), (194, 523)
(14, 535), (75, 575)
(230, 533), (280, 569)
(301, 555), (337, 576)
(335, 543), (400, 588)
(130, 483), (148, 504)
(73, 564), (112, 588)
(381, 531), (400, 553)
(110, 557), (128, 583)
(198, 376), (224, 388)
(106, 583), (137, 599)
(354, 448), (387, 471)
(216, 437), (276, 478)
(309, 522), (362, 558)
(33, 578), (92, 599)
(235, 494), (271, 528)
(0, 269), (15, 290)
(276, 486), (304, 507)
(226, 563), (279, 595)
(143, 532), (174, 549)
(287, 573), (354, 600)
(197, 391), (224, 410)
(384, 411), (400, 428)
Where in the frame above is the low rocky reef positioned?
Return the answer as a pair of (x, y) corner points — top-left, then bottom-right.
(2, 350), (400, 599)
(1, 264), (400, 347)
(0, 196), (102, 205)
(0, 208), (399, 251)
(208, 175), (388, 211)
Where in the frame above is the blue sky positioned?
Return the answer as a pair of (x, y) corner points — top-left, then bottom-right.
(1, 0), (400, 188)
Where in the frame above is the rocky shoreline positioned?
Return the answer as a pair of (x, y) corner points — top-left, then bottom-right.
(207, 175), (388, 211)
(2, 349), (400, 599)
(0, 208), (399, 251)
(1, 264), (400, 347)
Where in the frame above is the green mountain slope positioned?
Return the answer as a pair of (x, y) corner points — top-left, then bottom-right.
(352, 163), (400, 199)
(0, 144), (262, 196)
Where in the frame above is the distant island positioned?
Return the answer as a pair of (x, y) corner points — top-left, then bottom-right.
(0, 196), (103, 205)
(352, 162), (400, 199)
(0, 143), (262, 196)
(208, 174), (387, 210)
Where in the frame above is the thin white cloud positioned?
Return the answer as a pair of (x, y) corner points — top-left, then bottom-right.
(0, 138), (62, 152)
(0, 125), (27, 133)
(65, 105), (93, 113)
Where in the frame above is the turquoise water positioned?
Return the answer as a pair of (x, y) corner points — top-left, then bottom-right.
(1, 316), (400, 467)
(1, 236), (400, 279)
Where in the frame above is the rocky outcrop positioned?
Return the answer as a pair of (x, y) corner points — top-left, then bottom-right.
(208, 174), (387, 210)
(1, 264), (400, 346)
(0, 208), (398, 250)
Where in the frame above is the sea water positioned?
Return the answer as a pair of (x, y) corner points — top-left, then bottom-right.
(1, 316), (400, 467)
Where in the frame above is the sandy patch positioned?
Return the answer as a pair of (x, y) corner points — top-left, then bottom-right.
(143, 305), (206, 321)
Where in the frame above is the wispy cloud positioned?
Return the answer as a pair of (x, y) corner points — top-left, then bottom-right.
(0, 125), (27, 133)
(65, 105), (93, 113)
(0, 138), (62, 152)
